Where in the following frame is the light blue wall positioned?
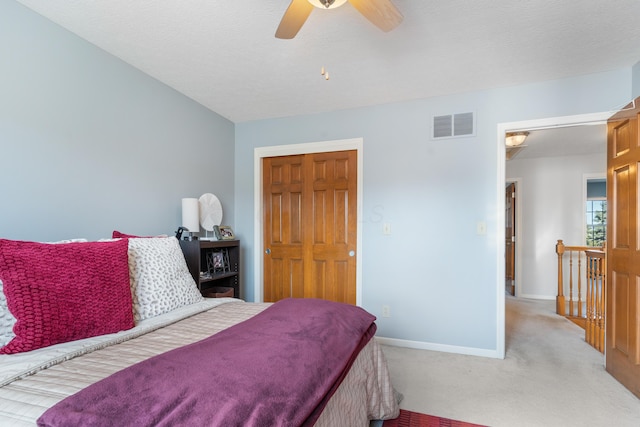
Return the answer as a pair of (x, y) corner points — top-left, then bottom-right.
(0, 1), (235, 242)
(235, 69), (632, 353)
(633, 60), (640, 99)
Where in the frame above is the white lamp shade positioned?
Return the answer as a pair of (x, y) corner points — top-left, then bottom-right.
(181, 198), (200, 232)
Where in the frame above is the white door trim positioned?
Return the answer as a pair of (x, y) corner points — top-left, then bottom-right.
(253, 138), (364, 305)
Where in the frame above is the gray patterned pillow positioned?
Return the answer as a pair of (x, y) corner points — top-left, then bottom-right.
(0, 280), (16, 347)
(127, 236), (203, 322)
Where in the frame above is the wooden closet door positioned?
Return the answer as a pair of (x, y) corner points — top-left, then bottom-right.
(305, 150), (357, 304)
(263, 155), (305, 302)
(263, 150), (357, 305)
(606, 97), (640, 398)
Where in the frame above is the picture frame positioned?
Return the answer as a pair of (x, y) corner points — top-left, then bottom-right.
(218, 225), (235, 240)
(206, 249), (229, 274)
(212, 251), (224, 269)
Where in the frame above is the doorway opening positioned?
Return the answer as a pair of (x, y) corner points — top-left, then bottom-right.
(496, 111), (612, 358)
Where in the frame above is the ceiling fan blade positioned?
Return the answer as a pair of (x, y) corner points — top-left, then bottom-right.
(275, 0), (314, 39)
(348, 0), (403, 32)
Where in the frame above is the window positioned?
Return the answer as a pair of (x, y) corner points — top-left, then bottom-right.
(586, 200), (606, 246)
(586, 179), (606, 247)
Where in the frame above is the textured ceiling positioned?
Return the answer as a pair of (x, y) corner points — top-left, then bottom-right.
(14, 0), (640, 123)
(508, 124), (606, 160)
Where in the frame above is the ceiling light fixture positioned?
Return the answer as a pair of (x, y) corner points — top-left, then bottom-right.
(308, 0), (348, 9)
(505, 131), (529, 147)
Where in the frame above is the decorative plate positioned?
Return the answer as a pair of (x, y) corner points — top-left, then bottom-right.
(198, 193), (223, 231)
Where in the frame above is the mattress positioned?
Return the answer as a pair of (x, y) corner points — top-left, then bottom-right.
(0, 299), (398, 426)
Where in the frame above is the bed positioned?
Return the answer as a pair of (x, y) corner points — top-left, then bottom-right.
(0, 235), (399, 426)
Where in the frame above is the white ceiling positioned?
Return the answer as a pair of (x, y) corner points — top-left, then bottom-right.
(14, 0), (640, 123)
(507, 123), (607, 160)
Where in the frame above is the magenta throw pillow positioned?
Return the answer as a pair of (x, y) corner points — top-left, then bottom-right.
(0, 239), (134, 354)
(112, 230), (140, 238)
(112, 230), (167, 239)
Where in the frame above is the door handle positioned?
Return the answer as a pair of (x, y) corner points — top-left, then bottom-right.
(265, 248), (271, 255)
(349, 250), (355, 257)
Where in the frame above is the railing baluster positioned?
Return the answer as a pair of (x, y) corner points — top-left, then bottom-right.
(586, 256), (592, 347)
(594, 259), (604, 351)
(577, 254), (582, 318)
(593, 256), (597, 348)
(556, 240), (565, 316)
(569, 250), (574, 317)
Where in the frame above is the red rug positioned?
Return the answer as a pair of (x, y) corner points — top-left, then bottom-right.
(382, 409), (486, 427)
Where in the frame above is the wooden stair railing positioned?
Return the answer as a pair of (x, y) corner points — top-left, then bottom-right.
(585, 248), (606, 352)
(555, 240), (606, 352)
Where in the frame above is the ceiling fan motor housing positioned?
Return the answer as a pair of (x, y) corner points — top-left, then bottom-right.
(277, 0), (403, 39)
(308, 0), (347, 9)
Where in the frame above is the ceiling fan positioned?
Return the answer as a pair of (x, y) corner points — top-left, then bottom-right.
(275, 0), (403, 39)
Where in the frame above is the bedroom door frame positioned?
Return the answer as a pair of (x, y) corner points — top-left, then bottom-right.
(253, 138), (364, 305)
(505, 179), (522, 296)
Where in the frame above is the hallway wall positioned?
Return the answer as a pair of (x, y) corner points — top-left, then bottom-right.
(506, 152), (605, 298)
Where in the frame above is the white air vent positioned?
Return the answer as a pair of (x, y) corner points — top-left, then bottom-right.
(432, 112), (475, 139)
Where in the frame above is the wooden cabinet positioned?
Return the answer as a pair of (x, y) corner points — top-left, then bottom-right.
(179, 239), (240, 298)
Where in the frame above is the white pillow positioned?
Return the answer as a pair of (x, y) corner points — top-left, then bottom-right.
(0, 280), (16, 347)
(127, 236), (204, 322)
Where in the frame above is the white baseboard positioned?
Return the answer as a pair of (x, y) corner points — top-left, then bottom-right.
(517, 293), (556, 300)
(375, 336), (502, 359)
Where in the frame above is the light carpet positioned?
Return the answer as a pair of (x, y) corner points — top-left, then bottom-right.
(379, 295), (640, 427)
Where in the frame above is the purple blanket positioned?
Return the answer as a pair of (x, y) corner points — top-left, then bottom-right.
(37, 298), (376, 427)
